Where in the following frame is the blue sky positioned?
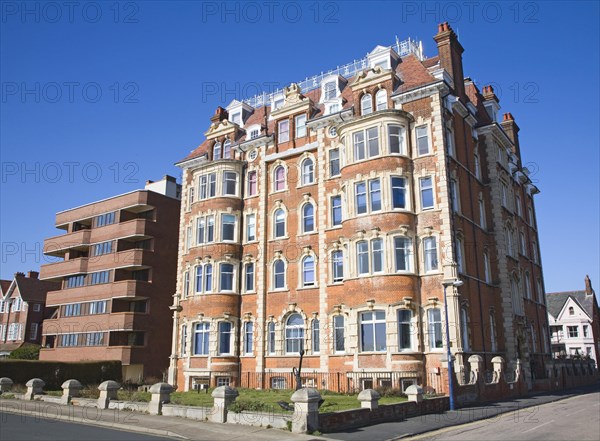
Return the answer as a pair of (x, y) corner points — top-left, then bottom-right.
(1, 1), (598, 294)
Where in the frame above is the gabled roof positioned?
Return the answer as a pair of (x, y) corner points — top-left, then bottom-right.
(2, 274), (59, 303)
(546, 290), (598, 320)
(0, 280), (11, 295)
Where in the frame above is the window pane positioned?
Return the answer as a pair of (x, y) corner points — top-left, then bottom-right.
(219, 322), (232, 354)
(361, 94), (373, 115)
(424, 237), (438, 271)
(245, 263), (254, 291)
(312, 319), (320, 353)
(357, 241), (369, 275)
(367, 127), (379, 157)
(303, 256), (315, 286)
(388, 125), (404, 154)
(369, 179), (381, 211)
(394, 237), (411, 272)
(274, 260), (285, 289)
(420, 177), (434, 209)
(275, 167), (285, 191)
(398, 310), (412, 350)
(332, 250), (344, 282)
(416, 125), (429, 155)
(247, 171), (257, 196)
(354, 132), (366, 160)
(221, 214), (236, 241)
(355, 182), (367, 214)
(278, 120), (289, 143)
(220, 263), (234, 291)
(303, 204), (314, 232)
(391, 177), (406, 209)
(334, 315), (345, 351)
(246, 214), (256, 242)
(223, 172), (237, 195)
(329, 149), (340, 176)
(331, 196), (342, 226)
(295, 114), (307, 138)
(301, 159), (314, 185)
(372, 239), (383, 272)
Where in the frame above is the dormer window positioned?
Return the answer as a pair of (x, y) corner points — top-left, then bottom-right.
(324, 81), (337, 100)
(484, 102), (499, 122)
(250, 129), (259, 139)
(328, 104), (340, 114)
(230, 112), (241, 125)
(273, 96), (284, 110)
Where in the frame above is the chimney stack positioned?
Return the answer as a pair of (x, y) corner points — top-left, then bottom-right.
(500, 112), (521, 158)
(433, 22), (465, 99)
(210, 106), (229, 124)
(14, 272), (25, 278)
(27, 271), (39, 279)
(585, 275), (593, 296)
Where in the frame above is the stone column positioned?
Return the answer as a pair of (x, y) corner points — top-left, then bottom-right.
(290, 388), (321, 434)
(468, 354), (484, 384)
(24, 378), (45, 400)
(491, 356), (505, 383)
(357, 389), (380, 410)
(0, 377), (13, 394)
(405, 385), (424, 403)
(61, 379), (83, 404)
(148, 382), (174, 415)
(97, 381), (120, 409)
(211, 386), (238, 423)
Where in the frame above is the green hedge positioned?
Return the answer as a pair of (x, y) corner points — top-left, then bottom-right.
(0, 360), (122, 390)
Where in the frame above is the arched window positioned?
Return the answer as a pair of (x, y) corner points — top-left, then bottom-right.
(301, 158), (314, 185)
(483, 251), (491, 283)
(213, 142), (222, 160)
(490, 313), (498, 352)
(333, 315), (345, 352)
(568, 306), (574, 315)
(511, 275), (522, 315)
(285, 314), (304, 354)
(428, 308), (443, 349)
(361, 93), (373, 115)
(312, 319), (320, 353)
(204, 264), (212, 292)
(461, 308), (470, 351)
(524, 272), (532, 299)
(223, 140), (232, 159)
(274, 209), (285, 238)
(273, 259), (285, 289)
(218, 321), (232, 355)
(274, 166), (285, 191)
(302, 203), (314, 233)
(302, 255), (315, 287)
(243, 322), (253, 355)
(267, 322), (276, 354)
(195, 265), (203, 294)
(375, 89), (387, 111)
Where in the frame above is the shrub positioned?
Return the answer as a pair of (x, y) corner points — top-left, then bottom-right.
(0, 360), (122, 390)
(228, 399), (276, 414)
(7, 345), (41, 360)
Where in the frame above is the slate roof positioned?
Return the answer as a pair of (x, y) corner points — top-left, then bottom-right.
(2, 275), (59, 303)
(546, 290), (598, 319)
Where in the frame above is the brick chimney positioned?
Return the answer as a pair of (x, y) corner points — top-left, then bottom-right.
(210, 106), (229, 124)
(433, 22), (465, 99)
(27, 271), (39, 279)
(14, 272), (25, 278)
(585, 275), (593, 296)
(500, 112), (521, 158)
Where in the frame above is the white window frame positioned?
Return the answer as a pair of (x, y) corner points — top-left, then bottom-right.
(416, 125), (430, 156)
(295, 114), (307, 138)
(278, 119), (290, 143)
(360, 93), (373, 115)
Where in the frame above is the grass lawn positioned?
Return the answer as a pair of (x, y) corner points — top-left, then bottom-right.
(37, 387), (407, 413)
(170, 388), (407, 413)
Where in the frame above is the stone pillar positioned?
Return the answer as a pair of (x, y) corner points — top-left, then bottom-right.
(0, 377), (13, 394)
(468, 354), (484, 383)
(97, 381), (120, 409)
(61, 379), (83, 404)
(491, 356), (505, 383)
(148, 382), (174, 415)
(357, 389), (380, 410)
(211, 386), (238, 423)
(24, 378), (45, 400)
(405, 385), (424, 403)
(290, 388), (321, 434)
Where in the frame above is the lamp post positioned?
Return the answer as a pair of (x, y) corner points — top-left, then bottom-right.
(442, 278), (463, 411)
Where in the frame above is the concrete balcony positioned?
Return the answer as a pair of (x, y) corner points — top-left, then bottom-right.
(88, 218), (159, 244)
(40, 257), (87, 280)
(45, 280), (152, 305)
(44, 229), (92, 257)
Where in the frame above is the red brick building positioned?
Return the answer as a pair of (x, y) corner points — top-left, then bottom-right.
(39, 176), (181, 381)
(0, 271), (59, 357)
(168, 24), (550, 393)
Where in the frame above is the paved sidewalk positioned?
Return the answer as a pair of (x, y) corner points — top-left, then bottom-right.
(0, 398), (325, 441)
(325, 382), (600, 441)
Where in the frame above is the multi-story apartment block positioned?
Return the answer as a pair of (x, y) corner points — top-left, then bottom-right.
(0, 271), (59, 357)
(39, 176), (181, 381)
(547, 276), (600, 364)
(169, 23), (550, 392)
